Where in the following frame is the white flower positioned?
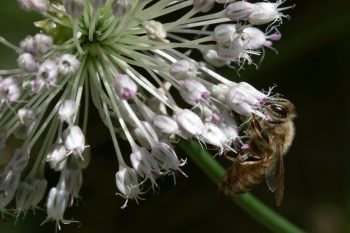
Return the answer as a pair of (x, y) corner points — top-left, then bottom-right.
(152, 115), (179, 135)
(62, 126), (86, 158)
(46, 143), (68, 171)
(203, 49), (231, 67)
(44, 187), (70, 230)
(248, 1), (293, 25)
(130, 147), (160, 187)
(6, 148), (30, 174)
(133, 121), (158, 149)
(0, 77), (22, 103)
(17, 53), (38, 72)
(58, 100), (78, 124)
(217, 111), (239, 141)
(30, 178), (48, 208)
(0, 170), (21, 210)
(20, 36), (36, 54)
(225, 1), (256, 21)
(179, 79), (211, 106)
(16, 180), (37, 213)
(58, 54), (80, 76)
(175, 109), (204, 138)
(151, 142), (186, 176)
(226, 82), (267, 117)
(36, 59), (59, 86)
(214, 24), (238, 45)
(115, 166), (143, 208)
(201, 122), (229, 150)
(170, 59), (198, 80)
(18, 108), (36, 126)
(57, 168), (83, 199)
(34, 33), (53, 54)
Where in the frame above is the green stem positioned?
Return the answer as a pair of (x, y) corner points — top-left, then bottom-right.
(180, 140), (305, 233)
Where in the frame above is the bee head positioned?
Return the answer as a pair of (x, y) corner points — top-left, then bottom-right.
(262, 98), (296, 124)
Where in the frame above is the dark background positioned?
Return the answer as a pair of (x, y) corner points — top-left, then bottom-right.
(1, 0), (349, 232)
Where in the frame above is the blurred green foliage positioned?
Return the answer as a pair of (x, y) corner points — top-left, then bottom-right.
(0, 0), (350, 233)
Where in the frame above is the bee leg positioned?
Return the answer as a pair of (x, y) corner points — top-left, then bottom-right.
(251, 114), (270, 143)
(224, 153), (239, 162)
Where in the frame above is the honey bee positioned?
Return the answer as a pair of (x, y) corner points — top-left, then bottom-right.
(220, 98), (296, 206)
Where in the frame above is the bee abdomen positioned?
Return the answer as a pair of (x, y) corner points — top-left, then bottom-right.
(219, 160), (268, 196)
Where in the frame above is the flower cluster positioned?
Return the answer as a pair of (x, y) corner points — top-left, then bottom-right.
(0, 0), (292, 229)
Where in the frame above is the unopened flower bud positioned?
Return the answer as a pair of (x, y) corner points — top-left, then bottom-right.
(152, 115), (178, 135)
(34, 33), (53, 54)
(62, 126), (86, 158)
(65, 0), (84, 18)
(133, 121), (158, 149)
(179, 79), (211, 105)
(91, 0), (107, 8)
(58, 54), (80, 76)
(114, 74), (137, 100)
(16, 180), (36, 212)
(31, 178), (47, 207)
(58, 168), (83, 198)
(169, 59), (197, 80)
(46, 143), (68, 171)
(214, 24), (237, 45)
(17, 53), (38, 72)
(58, 100), (78, 124)
(203, 49), (231, 67)
(0, 170), (20, 209)
(143, 20), (168, 42)
(211, 83), (230, 102)
(175, 109), (204, 137)
(111, 0), (130, 17)
(193, 0), (215, 13)
(7, 148), (30, 174)
(225, 1), (255, 21)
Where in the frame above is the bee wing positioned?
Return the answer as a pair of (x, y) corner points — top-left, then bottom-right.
(265, 143), (284, 206)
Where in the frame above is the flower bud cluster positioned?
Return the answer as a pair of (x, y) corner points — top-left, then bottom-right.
(0, 0), (293, 228)
(195, 0), (292, 67)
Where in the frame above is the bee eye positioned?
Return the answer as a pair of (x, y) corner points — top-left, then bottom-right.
(270, 104), (288, 117)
